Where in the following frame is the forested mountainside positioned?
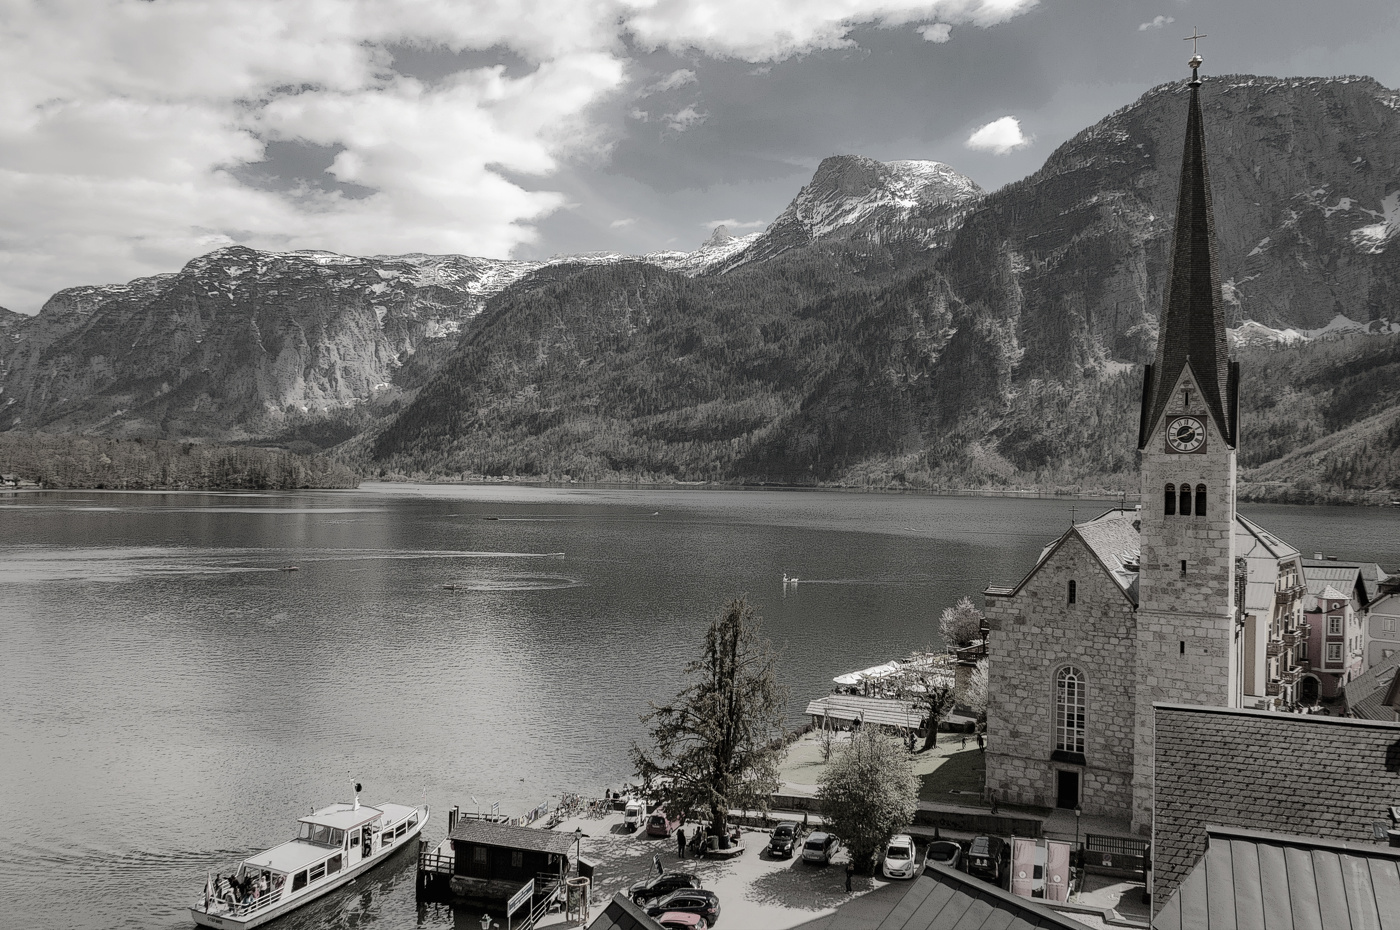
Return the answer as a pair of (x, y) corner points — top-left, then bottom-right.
(0, 433), (358, 490)
(3, 75), (1398, 497)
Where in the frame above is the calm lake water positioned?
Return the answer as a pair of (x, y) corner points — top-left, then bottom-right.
(3, 483), (1397, 930)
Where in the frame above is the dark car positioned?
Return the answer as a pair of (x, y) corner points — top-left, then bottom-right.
(645, 889), (720, 927)
(629, 872), (702, 905)
(766, 821), (802, 858)
(965, 835), (1009, 885)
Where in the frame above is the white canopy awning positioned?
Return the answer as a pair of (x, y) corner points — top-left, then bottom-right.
(832, 662), (902, 686)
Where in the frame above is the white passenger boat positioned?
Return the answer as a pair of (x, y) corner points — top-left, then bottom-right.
(190, 787), (428, 928)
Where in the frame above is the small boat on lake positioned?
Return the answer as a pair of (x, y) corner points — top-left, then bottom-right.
(190, 787), (427, 928)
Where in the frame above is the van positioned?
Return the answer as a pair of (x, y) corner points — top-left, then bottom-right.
(623, 800), (645, 832)
(646, 806), (681, 838)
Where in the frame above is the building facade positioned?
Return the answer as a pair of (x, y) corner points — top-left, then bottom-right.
(982, 62), (1308, 835)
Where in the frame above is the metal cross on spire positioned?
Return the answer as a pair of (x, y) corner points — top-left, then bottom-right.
(1184, 27), (1207, 80)
(1184, 27), (1208, 56)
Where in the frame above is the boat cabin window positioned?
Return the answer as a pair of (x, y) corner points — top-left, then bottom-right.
(309, 862), (326, 883)
(296, 822), (344, 847)
(408, 813), (418, 829)
(327, 854), (343, 875)
(382, 830), (394, 847)
(292, 870), (308, 892)
(349, 828), (361, 848)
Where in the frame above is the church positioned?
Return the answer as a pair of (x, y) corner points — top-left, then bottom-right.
(981, 54), (1307, 835)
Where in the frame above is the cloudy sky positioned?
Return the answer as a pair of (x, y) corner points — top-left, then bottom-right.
(2, 0), (1398, 313)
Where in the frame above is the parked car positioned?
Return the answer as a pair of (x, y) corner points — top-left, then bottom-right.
(645, 889), (720, 927)
(766, 821), (802, 858)
(801, 831), (840, 865)
(629, 872), (701, 905)
(881, 834), (918, 879)
(646, 806), (681, 837)
(655, 912), (708, 930)
(965, 835), (1010, 886)
(923, 840), (962, 872)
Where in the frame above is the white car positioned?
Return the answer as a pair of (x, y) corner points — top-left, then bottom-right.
(881, 834), (918, 879)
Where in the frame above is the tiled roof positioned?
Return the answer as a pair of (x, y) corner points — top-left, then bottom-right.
(1152, 704), (1400, 913)
(448, 819), (577, 855)
(1304, 559), (1390, 603)
(805, 694), (924, 729)
(788, 865), (1095, 930)
(587, 893), (661, 930)
(1344, 651), (1400, 721)
(1154, 826), (1400, 930)
(1316, 584), (1349, 602)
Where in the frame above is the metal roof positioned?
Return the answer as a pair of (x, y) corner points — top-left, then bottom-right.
(788, 864), (1095, 930)
(448, 819), (577, 855)
(1154, 826), (1400, 930)
(805, 694), (924, 730)
(241, 839), (341, 876)
(300, 803), (383, 830)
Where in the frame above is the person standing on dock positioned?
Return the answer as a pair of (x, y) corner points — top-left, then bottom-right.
(676, 826), (686, 859)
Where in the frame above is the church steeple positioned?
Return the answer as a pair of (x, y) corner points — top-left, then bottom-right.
(1138, 45), (1239, 450)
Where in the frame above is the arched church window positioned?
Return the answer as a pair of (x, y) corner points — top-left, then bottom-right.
(1055, 666), (1086, 754)
(1165, 484), (1176, 516)
(1179, 484), (1192, 516)
(1068, 580), (1077, 605)
(1195, 484), (1207, 516)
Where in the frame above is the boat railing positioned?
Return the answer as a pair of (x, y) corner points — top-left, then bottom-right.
(202, 883), (285, 919)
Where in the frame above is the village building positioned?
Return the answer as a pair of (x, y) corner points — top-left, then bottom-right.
(982, 55), (1313, 835)
(1366, 585), (1400, 665)
(1342, 650), (1400, 721)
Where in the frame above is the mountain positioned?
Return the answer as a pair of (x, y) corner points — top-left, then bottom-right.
(362, 75), (1400, 496)
(4, 75), (1399, 498)
(0, 247), (541, 442)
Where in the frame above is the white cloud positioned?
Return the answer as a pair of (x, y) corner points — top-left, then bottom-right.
(920, 23), (952, 42)
(644, 69), (698, 93)
(663, 105), (708, 132)
(1139, 15), (1175, 31)
(965, 115), (1030, 154)
(610, 217), (638, 228)
(0, 0), (1042, 312)
(625, 0), (1039, 61)
(703, 218), (767, 231)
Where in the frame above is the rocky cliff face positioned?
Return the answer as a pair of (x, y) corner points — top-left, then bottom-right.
(0, 247), (541, 440)
(940, 74), (1400, 389)
(715, 155), (984, 271)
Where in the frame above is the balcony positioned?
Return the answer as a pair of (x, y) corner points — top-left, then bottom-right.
(1275, 584), (1306, 604)
(1280, 667), (1305, 685)
(1266, 681), (1282, 696)
(1282, 630), (1301, 647)
(1266, 639), (1284, 658)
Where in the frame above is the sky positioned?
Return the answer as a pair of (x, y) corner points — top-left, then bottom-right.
(2, 0), (1398, 314)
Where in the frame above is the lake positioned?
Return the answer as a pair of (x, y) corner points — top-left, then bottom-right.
(3, 483), (1396, 929)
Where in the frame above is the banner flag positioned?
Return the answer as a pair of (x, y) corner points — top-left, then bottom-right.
(1045, 840), (1071, 903)
(1010, 837), (1037, 898)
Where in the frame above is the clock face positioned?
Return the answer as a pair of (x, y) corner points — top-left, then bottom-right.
(1167, 416), (1206, 453)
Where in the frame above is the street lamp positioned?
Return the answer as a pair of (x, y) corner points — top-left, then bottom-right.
(1073, 806), (1082, 900)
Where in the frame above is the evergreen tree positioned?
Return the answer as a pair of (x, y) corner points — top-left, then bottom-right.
(631, 597), (789, 838)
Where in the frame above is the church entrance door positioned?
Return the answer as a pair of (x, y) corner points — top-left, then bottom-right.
(1055, 770), (1080, 809)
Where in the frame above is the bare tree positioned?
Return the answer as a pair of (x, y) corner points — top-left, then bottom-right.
(960, 658), (990, 726)
(631, 598), (789, 838)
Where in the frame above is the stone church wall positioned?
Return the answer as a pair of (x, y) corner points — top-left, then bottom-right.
(985, 533), (1138, 819)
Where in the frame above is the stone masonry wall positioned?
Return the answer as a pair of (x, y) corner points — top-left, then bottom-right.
(985, 533), (1138, 819)
(1134, 367), (1237, 830)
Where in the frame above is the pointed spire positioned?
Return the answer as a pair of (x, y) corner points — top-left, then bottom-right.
(1139, 47), (1236, 449)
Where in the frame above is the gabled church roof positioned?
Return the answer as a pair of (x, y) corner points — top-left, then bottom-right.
(988, 508), (1141, 606)
(1139, 69), (1238, 449)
